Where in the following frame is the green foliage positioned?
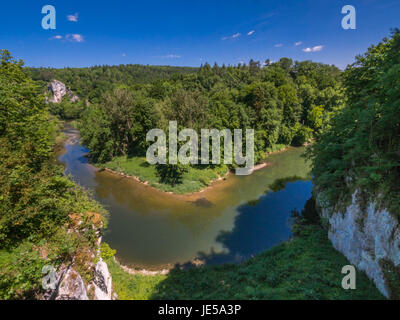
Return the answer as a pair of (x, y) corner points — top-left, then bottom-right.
(100, 243), (116, 260)
(106, 258), (166, 300)
(308, 30), (400, 218)
(156, 163), (189, 186)
(79, 88), (159, 162)
(0, 50), (55, 165)
(49, 98), (85, 120)
(307, 105), (325, 132)
(0, 50), (107, 299)
(292, 125), (314, 146)
(27, 64), (198, 104)
(0, 243), (46, 300)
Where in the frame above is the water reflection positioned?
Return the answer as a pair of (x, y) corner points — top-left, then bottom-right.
(196, 181), (312, 265)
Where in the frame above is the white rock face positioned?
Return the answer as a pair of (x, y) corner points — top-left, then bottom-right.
(90, 258), (113, 300)
(49, 80), (67, 103)
(45, 258), (113, 300)
(56, 268), (89, 300)
(319, 192), (400, 298)
(48, 80), (79, 104)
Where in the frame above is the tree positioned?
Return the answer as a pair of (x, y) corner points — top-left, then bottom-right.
(307, 105), (324, 132)
(277, 57), (293, 73)
(0, 49), (54, 166)
(308, 29), (400, 219)
(243, 81), (283, 149)
(156, 163), (188, 185)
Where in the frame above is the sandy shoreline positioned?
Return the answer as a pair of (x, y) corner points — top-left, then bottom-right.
(113, 256), (208, 276)
(115, 257), (171, 275)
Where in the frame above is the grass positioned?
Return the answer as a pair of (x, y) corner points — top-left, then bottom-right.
(106, 225), (384, 300)
(107, 259), (166, 300)
(101, 156), (228, 194)
(264, 143), (287, 154)
(100, 143), (293, 195)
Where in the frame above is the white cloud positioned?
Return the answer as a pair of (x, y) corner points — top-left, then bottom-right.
(247, 30), (255, 36)
(222, 32), (241, 40)
(294, 41), (302, 46)
(66, 34), (85, 43)
(67, 13), (79, 22)
(274, 43), (283, 48)
(302, 45), (324, 52)
(122, 53), (126, 57)
(162, 54), (181, 59)
(312, 45), (323, 52)
(50, 35), (62, 40)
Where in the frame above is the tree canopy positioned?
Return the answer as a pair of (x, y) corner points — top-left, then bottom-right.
(73, 59), (344, 169)
(308, 29), (400, 219)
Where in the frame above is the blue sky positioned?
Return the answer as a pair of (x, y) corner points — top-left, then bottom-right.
(1, 0), (399, 69)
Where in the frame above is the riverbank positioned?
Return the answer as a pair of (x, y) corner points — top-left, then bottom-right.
(99, 156), (229, 195)
(105, 224), (384, 300)
(96, 144), (289, 196)
(99, 157), (273, 196)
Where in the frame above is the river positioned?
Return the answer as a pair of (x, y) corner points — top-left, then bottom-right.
(58, 125), (312, 270)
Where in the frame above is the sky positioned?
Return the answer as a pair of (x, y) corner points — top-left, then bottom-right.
(0, 0), (399, 69)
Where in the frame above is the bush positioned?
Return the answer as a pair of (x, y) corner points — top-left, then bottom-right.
(100, 243), (116, 260)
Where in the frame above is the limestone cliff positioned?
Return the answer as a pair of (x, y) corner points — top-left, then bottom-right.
(48, 80), (79, 104)
(44, 257), (114, 300)
(318, 191), (400, 299)
(42, 213), (115, 300)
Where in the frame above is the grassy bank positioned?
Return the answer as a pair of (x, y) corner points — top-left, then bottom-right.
(101, 156), (228, 194)
(99, 144), (289, 195)
(106, 225), (384, 300)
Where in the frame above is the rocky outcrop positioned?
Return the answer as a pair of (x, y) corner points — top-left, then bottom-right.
(44, 258), (114, 300)
(318, 191), (400, 298)
(88, 258), (113, 300)
(42, 211), (114, 300)
(56, 267), (89, 300)
(48, 80), (79, 104)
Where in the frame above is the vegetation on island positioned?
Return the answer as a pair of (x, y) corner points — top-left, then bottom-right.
(102, 156), (228, 194)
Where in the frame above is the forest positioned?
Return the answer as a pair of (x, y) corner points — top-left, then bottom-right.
(28, 57), (344, 191)
(27, 64), (197, 103)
